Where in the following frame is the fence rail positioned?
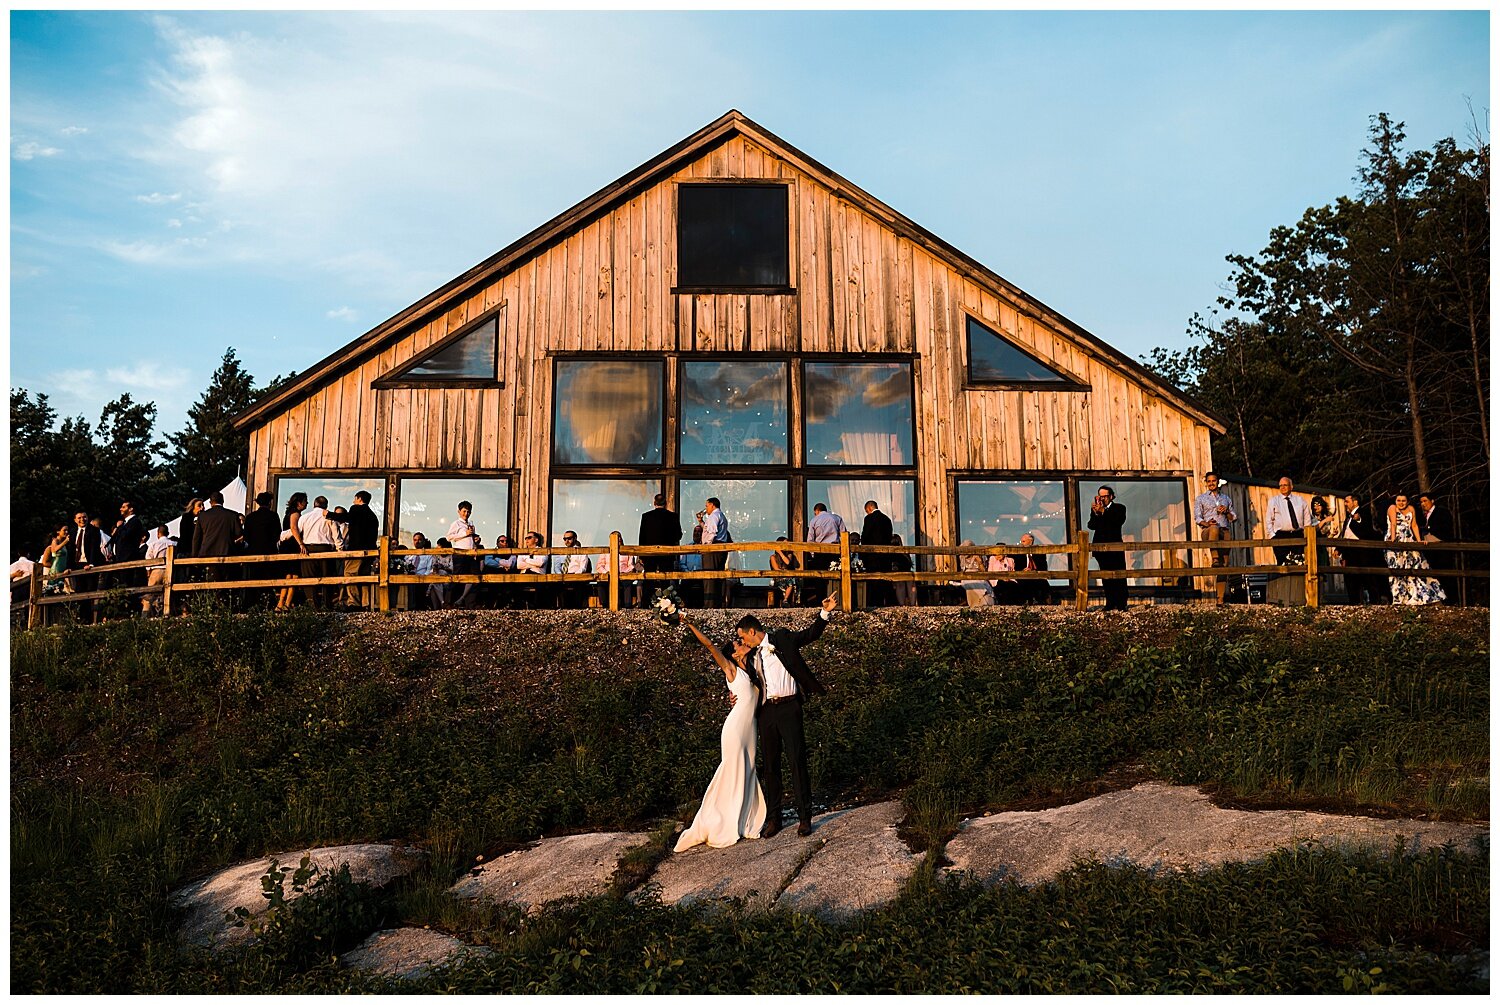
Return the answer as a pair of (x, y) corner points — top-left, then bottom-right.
(11, 526), (1488, 627)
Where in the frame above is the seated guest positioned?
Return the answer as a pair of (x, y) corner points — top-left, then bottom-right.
(952, 541), (995, 607)
(428, 537), (454, 609)
(889, 534), (917, 607)
(1013, 532), (1051, 605)
(516, 531), (552, 609)
(482, 533), (518, 608)
(768, 537), (800, 608)
(409, 532), (436, 610)
(988, 543), (1018, 604)
(554, 529), (592, 608)
(677, 524), (705, 607)
(594, 538), (642, 608)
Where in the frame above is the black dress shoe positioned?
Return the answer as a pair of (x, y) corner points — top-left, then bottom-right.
(796, 821), (812, 837)
(760, 821), (781, 838)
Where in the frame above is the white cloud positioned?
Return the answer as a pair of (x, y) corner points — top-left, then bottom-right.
(136, 192), (182, 205)
(60, 126), (89, 137)
(13, 140), (61, 160)
(104, 362), (193, 392)
(166, 218), (183, 228)
(326, 306), (358, 322)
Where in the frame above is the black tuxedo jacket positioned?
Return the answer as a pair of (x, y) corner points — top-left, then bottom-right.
(244, 508), (282, 555)
(192, 506), (243, 558)
(638, 506), (683, 547)
(1013, 550), (1049, 573)
(1420, 506), (1454, 542)
(1086, 503), (1126, 543)
(327, 504), (380, 550)
(721, 613), (831, 710)
(113, 515), (147, 562)
(1341, 508), (1382, 542)
(72, 524), (106, 568)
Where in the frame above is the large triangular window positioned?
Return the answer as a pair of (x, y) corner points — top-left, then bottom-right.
(375, 311), (502, 387)
(965, 316), (1086, 387)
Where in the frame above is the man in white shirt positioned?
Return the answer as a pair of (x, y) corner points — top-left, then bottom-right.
(516, 531), (552, 609)
(299, 495), (337, 609)
(142, 526), (173, 615)
(1264, 476), (1311, 565)
(553, 529), (592, 607)
(447, 501), (482, 608)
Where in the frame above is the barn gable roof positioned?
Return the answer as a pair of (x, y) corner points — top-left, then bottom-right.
(234, 109), (1224, 433)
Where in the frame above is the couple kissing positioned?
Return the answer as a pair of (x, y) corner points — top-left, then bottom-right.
(673, 594), (836, 851)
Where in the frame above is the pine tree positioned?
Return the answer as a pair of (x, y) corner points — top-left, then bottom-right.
(168, 348), (257, 497)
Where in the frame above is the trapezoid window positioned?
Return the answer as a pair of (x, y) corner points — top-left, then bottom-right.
(376, 313), (500, 386)
(966, 316), (1080, 386)
(676, 183), (790, 290)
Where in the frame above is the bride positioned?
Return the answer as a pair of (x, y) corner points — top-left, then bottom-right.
(672, 612), (766, 851)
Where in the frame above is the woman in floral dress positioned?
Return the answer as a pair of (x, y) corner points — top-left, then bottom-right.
(1385, 494), (1445, 605)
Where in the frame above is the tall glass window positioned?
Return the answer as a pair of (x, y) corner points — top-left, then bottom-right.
(1078, 478), (1189, 581)
(550, 478), (660, 553)
(955, 480), (1070, 581)
(805, 479), (916, 545)
(553, 359), (663, 465)
(680, 478), (789, 584)
(680, 360), (788, 465)
(274, 476), (387, 538)
(804, 362), (913, 466)
(398, 477), (510, 548)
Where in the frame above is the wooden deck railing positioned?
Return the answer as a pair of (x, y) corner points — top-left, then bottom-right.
(11, 526), (1488, 627)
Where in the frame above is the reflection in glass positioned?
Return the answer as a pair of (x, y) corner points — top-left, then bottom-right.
(804, 362), (912, 466)
(398, 478), (510, 548)
(680, 478), (789, 585)
(553, 360), (663, 465)
(405, 316), (498, 379)
(955, 480), (1069, 581)
(1078, 479), (1189, 582)
(551, 479), (660, 555)
(681, 361), (788, 465)
(276, 476), (387, 537)
(966, 317), (1072, 383)
(805, 479), (916, 545)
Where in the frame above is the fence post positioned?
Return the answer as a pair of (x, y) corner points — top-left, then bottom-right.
(1303, 525), (1320, 608)
(1074, 531), (1091, 610)
(608, 532), (621, 611)
(838, 532), (853, 612)
(377, 537), (390, 612)
(27, 565), (43, 630)
(162, 545), (176, 619)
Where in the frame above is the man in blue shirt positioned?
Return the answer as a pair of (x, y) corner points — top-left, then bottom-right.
(1192, 472), (1237, 604)
(805, 502), (845, 603)
(701, 497), (731, 608)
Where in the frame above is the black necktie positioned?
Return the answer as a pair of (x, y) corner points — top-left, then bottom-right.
(1287, 499), (1299, 531)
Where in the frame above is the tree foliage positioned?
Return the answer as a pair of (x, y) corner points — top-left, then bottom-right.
(9, 348), (292, 558)
(1154, 112), (1489, 537)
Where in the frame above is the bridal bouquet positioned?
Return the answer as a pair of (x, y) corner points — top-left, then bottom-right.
(652, 585), (685, 625)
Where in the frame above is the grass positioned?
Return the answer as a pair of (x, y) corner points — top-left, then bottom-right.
(9, 604), (1490, 992)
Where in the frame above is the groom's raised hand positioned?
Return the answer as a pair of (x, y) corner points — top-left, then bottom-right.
(820, 593), (837, 613)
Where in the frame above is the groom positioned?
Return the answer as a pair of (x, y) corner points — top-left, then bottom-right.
(729, 593), (836, 837)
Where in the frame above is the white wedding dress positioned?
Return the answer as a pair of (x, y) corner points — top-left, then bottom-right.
(674, 667), (767, 851)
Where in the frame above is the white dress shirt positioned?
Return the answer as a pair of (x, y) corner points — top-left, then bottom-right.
(447, 518), (478, 550)
(300, 506), (336, 547)
(1265, 493), (1311, 536)
(756, 611), (830, 700)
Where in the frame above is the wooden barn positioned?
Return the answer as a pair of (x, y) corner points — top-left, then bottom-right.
(234, 110), (1224, 577)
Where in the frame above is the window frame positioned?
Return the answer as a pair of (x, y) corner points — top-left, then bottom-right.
(372, 305), (506, 389)
(393, 471), (519, 548)
(676, 355), (793, 470)
(962, 314), (1090, 391)
(550, 353), (669, 470)
(800, 356), (920, 472)
(671, 180), (796, 295)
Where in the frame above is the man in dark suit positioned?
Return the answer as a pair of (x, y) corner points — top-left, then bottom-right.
(1086, 485), (1128, 612)
(327, 490), (380, 609)
(109, 499), (148, 589)
(71, 510), (107, 620)
(1014, 532), (1051, 605)
(1417, 492), (1458, 604)
(192, 491), (244, 606)
(1339, 493), (1384, 605)
(243, 492), (281, 555)
(728, 594), (836, 837)
(637, 493), (683, 585)
(859, 500), (895, 608)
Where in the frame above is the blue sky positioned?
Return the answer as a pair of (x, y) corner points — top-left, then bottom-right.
(9, 10), (1489, 438)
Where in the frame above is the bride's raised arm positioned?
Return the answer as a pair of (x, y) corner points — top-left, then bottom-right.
(680, 614), (742, 683)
